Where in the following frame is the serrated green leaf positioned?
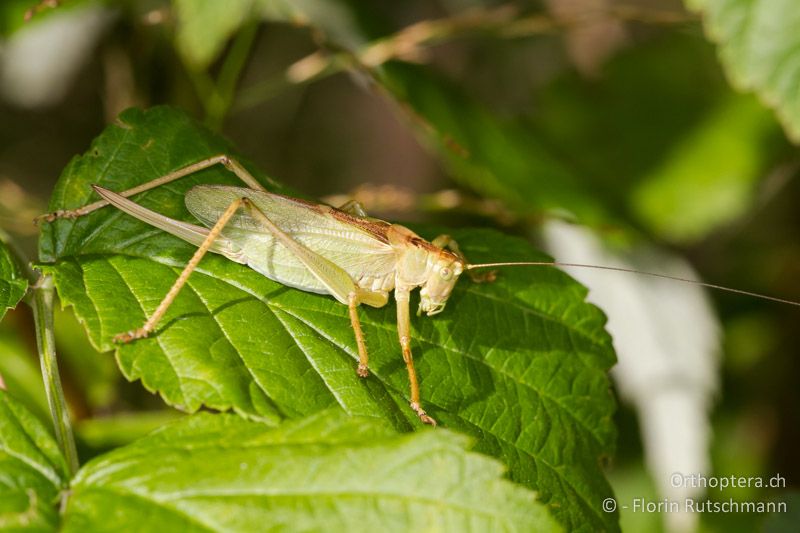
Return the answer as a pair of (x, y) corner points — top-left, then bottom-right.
(686, 0), (800, 142)
(0, 241), (28, 322)
(0, 390), (67, 531)
(39, 106), (618, 531)
(63, 410), (560, 532)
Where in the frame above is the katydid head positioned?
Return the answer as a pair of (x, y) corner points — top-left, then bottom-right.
(419, 253), (464, 316)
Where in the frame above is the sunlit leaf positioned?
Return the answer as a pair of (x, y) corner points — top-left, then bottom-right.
(39, 106), (618, 531)
(686, 0), (800, 142)
(63, 410), (560, 532)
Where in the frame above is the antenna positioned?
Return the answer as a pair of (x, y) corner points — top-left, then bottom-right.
(466, 261), (800, 308)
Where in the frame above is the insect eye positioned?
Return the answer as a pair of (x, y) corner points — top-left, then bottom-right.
(440, 267), (452, 280)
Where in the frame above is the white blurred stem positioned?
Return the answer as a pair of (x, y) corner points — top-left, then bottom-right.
(542, 220), (720, 533)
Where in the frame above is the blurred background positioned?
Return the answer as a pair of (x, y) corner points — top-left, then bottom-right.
(1, 0), (798, 531)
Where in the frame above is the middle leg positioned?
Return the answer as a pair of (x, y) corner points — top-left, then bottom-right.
(239, 198), (392, 379)
(349, 293), (370, 377)
(336, 199), (369, 217)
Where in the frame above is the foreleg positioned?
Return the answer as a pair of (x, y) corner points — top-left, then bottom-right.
(395, 288), (436, 426)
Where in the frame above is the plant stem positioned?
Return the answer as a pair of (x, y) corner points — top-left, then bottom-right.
(199, 21), (259, 131)
(33, 274), (79, 475)
(233, 53), (342, 113)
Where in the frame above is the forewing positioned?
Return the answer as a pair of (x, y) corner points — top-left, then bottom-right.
(185, 186), (397, 295)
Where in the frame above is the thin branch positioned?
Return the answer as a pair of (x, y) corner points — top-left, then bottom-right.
(323, 185), (520, 227)
(24, 0), (62, 21)
(234, 3), (696, 112)
(233, 51), (344, 113)
(205, 21), (260, 130)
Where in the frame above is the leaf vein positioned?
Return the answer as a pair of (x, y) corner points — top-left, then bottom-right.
(105, 259), (188, 405)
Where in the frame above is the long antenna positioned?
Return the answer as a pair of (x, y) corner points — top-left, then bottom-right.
(467, 261), (800, 308)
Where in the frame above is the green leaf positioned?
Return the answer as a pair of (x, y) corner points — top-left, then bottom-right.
(0, 322), (49, 423)
(172, 0), (258, 70)
(686, 0), (800, 142)
(63, 410), (560, 532)
(533, 33), (731, 210)
(76, 410), (185, 451)
(0, 240), (28, 322)
(254, 0), (368, 50)
(172, 0), (367, 70)
(532, 32), (787, 243)
(54, 306), (119, 411)
(380, 64), (608, 225)
(631, 93), (782, 243)
(39, 106), (618, 531)
(0, 390), (67, 531)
